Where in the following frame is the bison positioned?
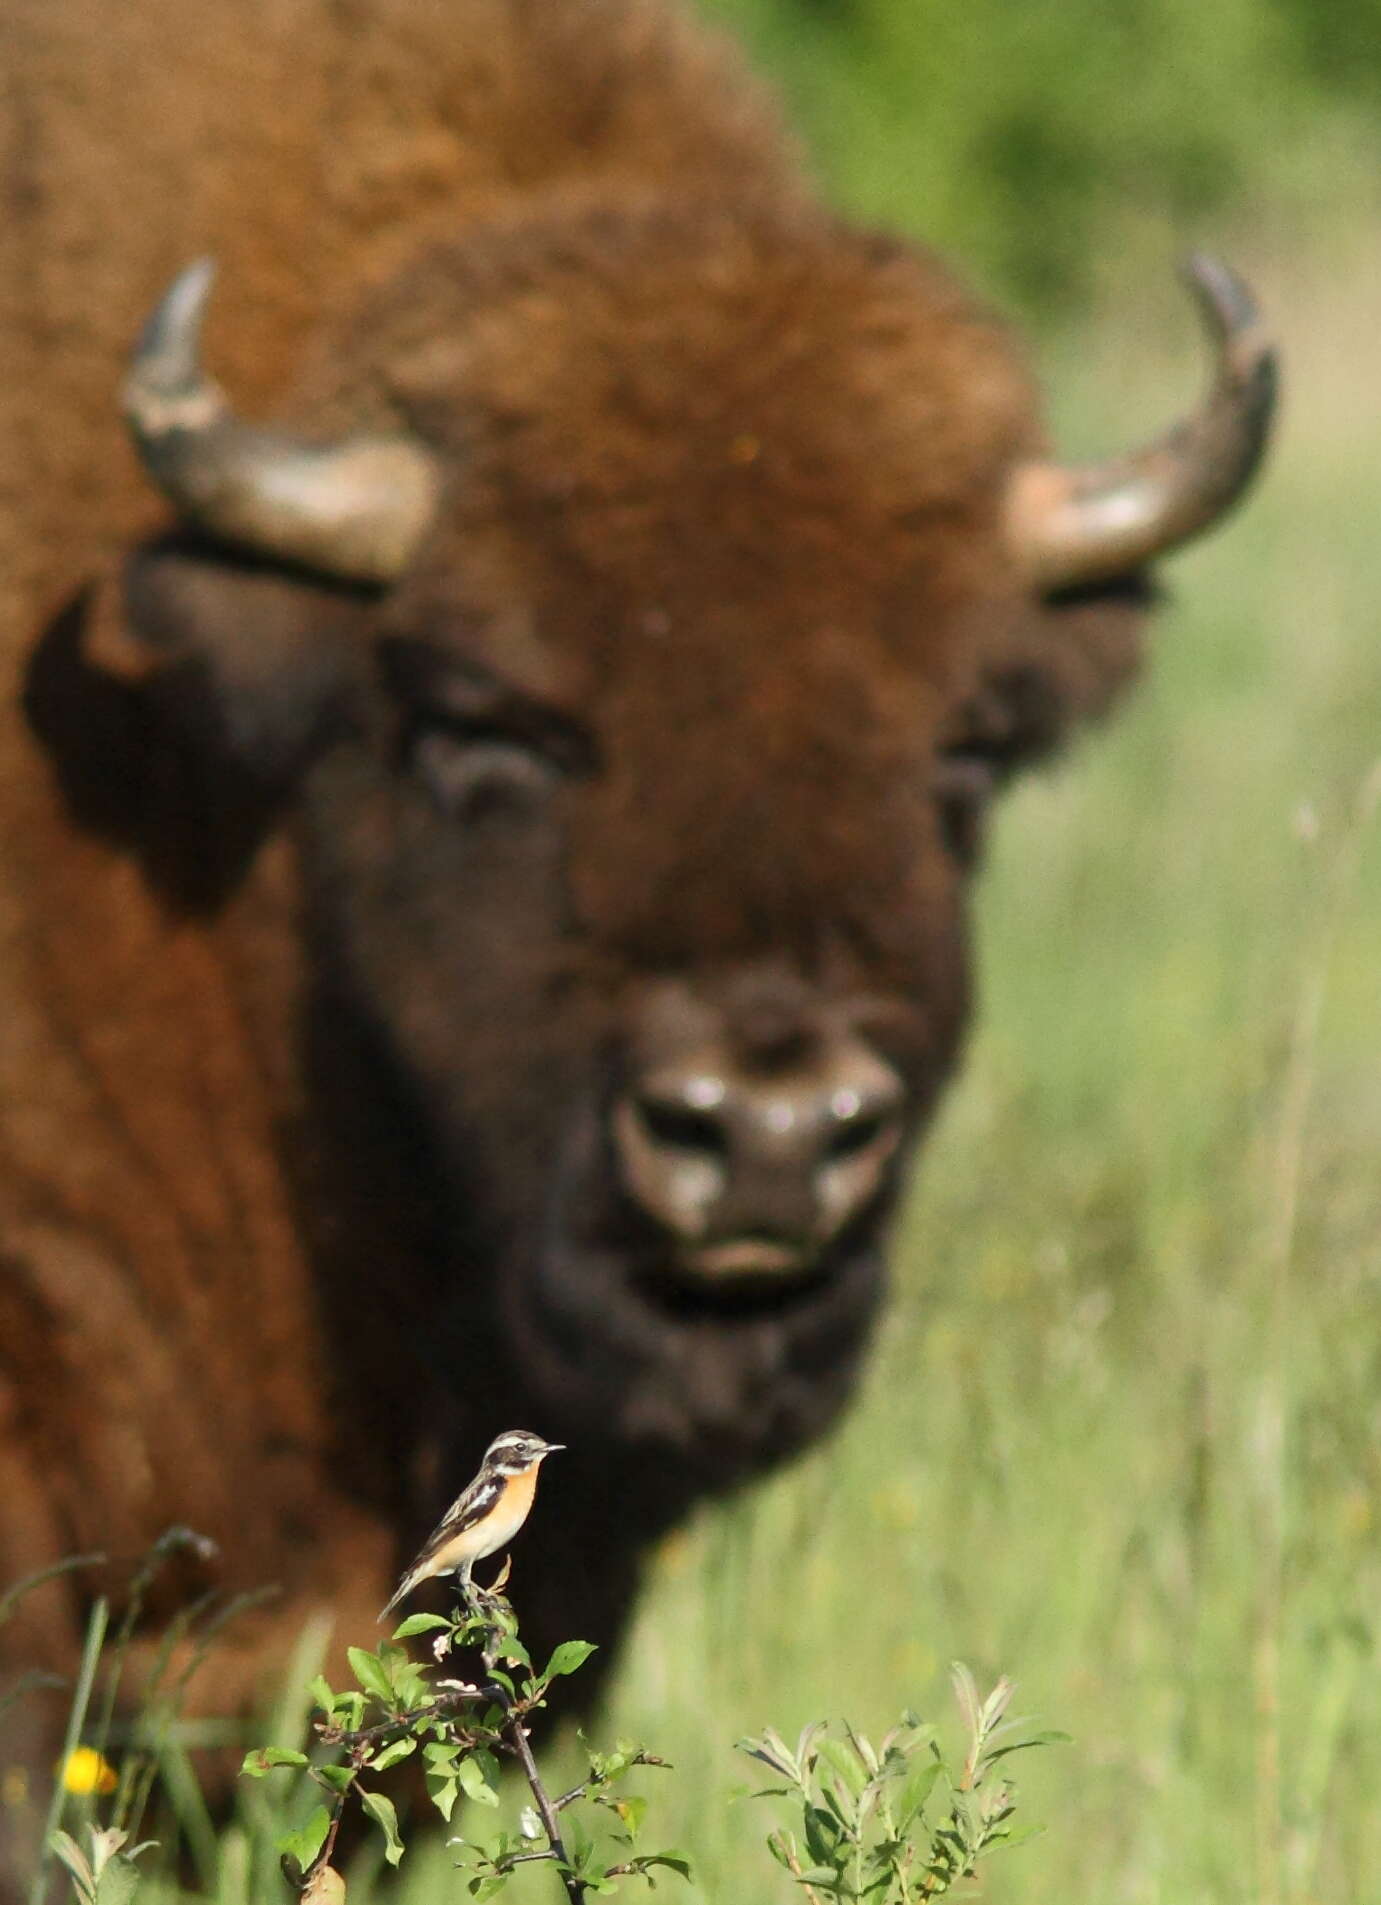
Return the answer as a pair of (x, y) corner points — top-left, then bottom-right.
(0, 0), (1273, 1859)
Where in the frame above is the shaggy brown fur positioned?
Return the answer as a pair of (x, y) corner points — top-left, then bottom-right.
(0, 0), (1148, 1869)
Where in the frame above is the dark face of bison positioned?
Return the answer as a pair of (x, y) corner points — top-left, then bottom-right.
(110, 210), (1273, 1501)
(295, 623), (969, 1478)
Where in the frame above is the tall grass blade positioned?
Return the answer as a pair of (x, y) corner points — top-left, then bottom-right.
(0, 1557), (106, 1632)
(27, 1596), (109, 1905)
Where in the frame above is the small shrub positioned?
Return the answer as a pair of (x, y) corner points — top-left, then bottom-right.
(4, 1540), (1060, 1905)
(243, 1577), (1057, 1903)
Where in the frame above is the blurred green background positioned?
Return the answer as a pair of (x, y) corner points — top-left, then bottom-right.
(54, 4), (1381, 1904)
(709, 0), (1381, 313)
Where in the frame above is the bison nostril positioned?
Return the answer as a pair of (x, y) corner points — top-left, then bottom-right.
(634, 1096), (729, 1159)
(824, 1110), (891, 1163)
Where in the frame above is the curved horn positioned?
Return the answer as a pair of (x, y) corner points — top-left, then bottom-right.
(123, 259), (441, 585)
(1005, 253), (1278, 593)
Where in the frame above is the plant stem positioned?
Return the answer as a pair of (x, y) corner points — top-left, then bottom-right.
(775, 1834), (827, 1905)
(505, 1711), (585, 1904)
(320, 1685), (496, 1749)
(313, 1781), (353, 1874)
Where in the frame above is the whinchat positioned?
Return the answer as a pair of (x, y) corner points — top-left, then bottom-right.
(379, 1429), (563, 1622)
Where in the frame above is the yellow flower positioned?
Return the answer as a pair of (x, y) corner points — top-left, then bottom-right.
(60, 1748), (117, 1797)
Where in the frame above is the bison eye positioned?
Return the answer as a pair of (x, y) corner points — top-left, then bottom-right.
(408, 723), (562, 820)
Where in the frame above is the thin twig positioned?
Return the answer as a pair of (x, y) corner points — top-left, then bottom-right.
(314, 1786), (352, 1876)
(774, 1833), (828, 1905)
(506, 1712), (586, 1905)
(319, 1685), (499, 1749)
(553, 1751), (669, 1812)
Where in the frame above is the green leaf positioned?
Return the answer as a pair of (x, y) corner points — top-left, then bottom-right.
(894, 1757), (943, 1828)
(543, 1640), (597, 1679)
(359, 1790), (406, 1867)
(383, 1647), (428, 1708)
(241, 1746), (308, 1777)
(565, 1817), (596, 1871)
(610, 1793), (647, 1840)
(277, 1805), (330, 1873)
(818, 1779), (855, 1827)
(766, 1831), (798, 1870)
(802, 1803), (843, 1865)
(984, 1730), (1072, 1764)
(309, 1676), (336, 1712)
(94, 1859), (142, 1905)
(370, 1737), (419, 1772)
(820, 1738), (868, 1798)
(347, 1647), (397, 1708)
(391, 1678), (430, 1716)
(632, 1850), (693, 1881)
(315, 1764), (356, 1795)
(427, 1773), (462, 1824)
(48, 1831), (93, 1899)
(950, 1662), (981, 1737)
(978, 1677), (1015, 1736)
(986, 1821), (1047, 1854)
(741, 1727), (797, 1780)
(391, 1612), (453, 1638)
(457, 1749), (502, 1808)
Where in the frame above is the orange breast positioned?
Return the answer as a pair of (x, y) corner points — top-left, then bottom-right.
(476, 1464), (539, 1559)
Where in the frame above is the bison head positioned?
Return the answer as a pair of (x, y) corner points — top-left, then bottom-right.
(108, 209), (1273, 1516)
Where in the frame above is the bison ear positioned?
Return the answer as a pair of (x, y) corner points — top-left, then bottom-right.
(25, 538), (372, 911)
(935, 576), (1153, 860)
(103, 536), (372, 781)
(962, 576), (1153, 777)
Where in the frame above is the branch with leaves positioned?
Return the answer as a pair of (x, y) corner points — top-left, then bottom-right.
(739, 1665), (1067, 1903)
(4, 1524), (1062, 1905)
(243, 1590), (690, 1903)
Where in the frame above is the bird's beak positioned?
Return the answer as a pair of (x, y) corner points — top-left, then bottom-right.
(543, 1443), (566, 1454)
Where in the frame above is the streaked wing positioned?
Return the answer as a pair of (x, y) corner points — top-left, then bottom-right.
(417, 1473), (504, 1564)
(378, 1474), (508, 1621)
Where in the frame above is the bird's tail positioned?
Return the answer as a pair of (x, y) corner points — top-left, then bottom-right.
(377, 1567), (422, 1626)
